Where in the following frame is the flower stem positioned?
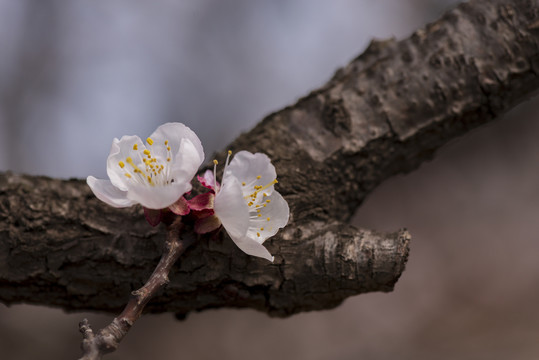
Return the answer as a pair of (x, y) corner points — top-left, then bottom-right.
(78, 217), (195, 360)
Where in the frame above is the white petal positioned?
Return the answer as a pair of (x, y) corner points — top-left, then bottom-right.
(228, 236), (274, 262)
(169, 138), (204, 185)
(224, 151), (277, 199)
(106, 135), (146, 190)
(127, 181), (192, 210)
(246, 190), (289, 242)
(87, 176), (137, 208)
(214, 176), (249, 240)
(148, 122), (204, 168)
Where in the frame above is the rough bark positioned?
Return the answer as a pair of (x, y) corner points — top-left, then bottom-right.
(1, 0), (538, 317)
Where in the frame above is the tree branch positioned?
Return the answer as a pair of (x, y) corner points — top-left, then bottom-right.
(0, 0), (538, 317)
(78, 218), (196, 359)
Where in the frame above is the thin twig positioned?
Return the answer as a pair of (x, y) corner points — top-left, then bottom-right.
(78, 217), (196, 360)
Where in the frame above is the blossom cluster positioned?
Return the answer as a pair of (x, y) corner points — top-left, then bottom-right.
(87, 123), (289, 261)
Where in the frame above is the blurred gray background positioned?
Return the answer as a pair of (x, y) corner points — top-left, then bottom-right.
(1, 0), (539, 359)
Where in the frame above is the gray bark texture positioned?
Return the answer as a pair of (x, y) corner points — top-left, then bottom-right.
(1, 0), (538, 317)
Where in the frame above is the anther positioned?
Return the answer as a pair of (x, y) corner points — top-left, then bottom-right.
(257, 232), (260, 237)
(143, 149), (151, 156)
(118, 161), (125, 168)
(256, 175), (261, 180)
(147, 137), (154, 145)
(267, 217), (270, 221)
(125, 173), (132, 178)
(228, 150), (232, 155)
(257, 214), (262, 217)
(213, 159), (218, 165)
(133, 144), (138, 150)
(164, 140), (168, 145)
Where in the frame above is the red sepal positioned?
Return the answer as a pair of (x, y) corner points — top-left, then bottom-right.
(194, 215), (222, 234)
(188, 192), (214, 211)
(169, 196), (190, 216)
(143, 207), (162, 227)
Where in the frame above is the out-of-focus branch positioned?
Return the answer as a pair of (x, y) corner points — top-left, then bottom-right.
(0, 0), (538, 317)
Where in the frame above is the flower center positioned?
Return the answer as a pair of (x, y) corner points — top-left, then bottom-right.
(244, 179), (277, 203)
(215, 151), (278, 229)
(117, 137), (174, 187)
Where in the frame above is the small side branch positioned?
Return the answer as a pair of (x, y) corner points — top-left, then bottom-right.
(78, 219), (196, 360)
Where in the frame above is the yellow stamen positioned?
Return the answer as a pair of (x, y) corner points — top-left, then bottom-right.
(147, 137), (154, 145)
(167, 146), (171, 151)
(164, 140), (168, 145)
(244, 179), (278, 200)
(228, 150), (232, 155)
(133, 144), (138, 150)
(167, 157), (171, 162)
(266, 199), (271, 203)
(260, 227), (264, 231)
(126, 157), (148, 183)
(256, 175), (261, 180)
(143, 149), (151, 156)
(257, 232), (260, 237)
(213, 159), (218, 165)
(267, 217), (270, 221)
(257, 214), (262, 217)
(118, 161), (125, 168)
(242, 182), (246, 186)
(125, 173), (132, 178)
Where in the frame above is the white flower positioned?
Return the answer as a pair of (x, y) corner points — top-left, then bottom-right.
(87, 122), (204, 209)
(213, 151), (289, 261)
